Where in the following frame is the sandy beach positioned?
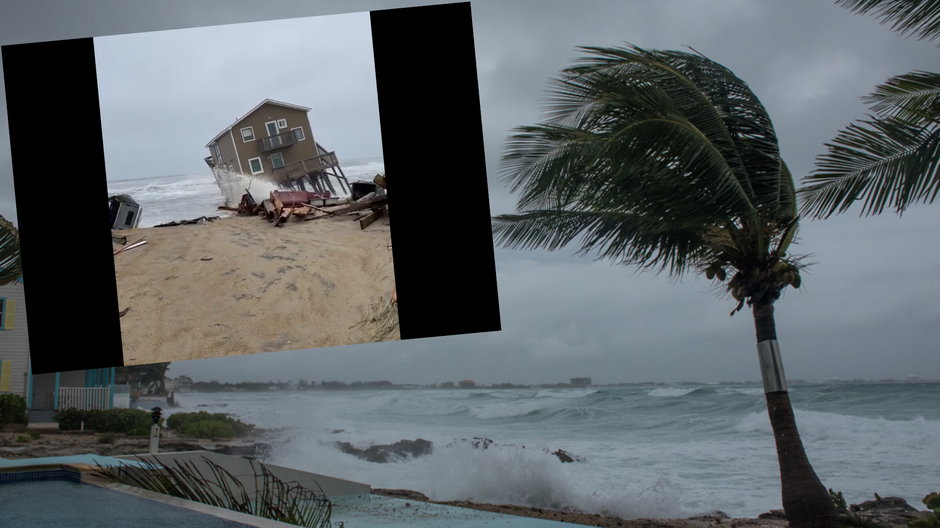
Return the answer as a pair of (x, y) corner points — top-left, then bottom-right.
(112, 213), (397, 365)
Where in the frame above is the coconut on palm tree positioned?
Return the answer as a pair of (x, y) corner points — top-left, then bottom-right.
(493, 45), (840, 528)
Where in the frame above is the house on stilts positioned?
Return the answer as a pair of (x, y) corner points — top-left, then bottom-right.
(205, 99), (349, 195)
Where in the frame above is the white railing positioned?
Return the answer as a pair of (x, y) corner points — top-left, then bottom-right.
(58, 387), (111, 410)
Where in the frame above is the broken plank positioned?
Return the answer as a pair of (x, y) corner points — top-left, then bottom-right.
(309, 197), (349, 207)
(262, 199), (277, 221)
(275, 207), (293, 227)
(114, 239), (148, 255)
(324, 194), (388, 216)
(359, 206), (386, 230)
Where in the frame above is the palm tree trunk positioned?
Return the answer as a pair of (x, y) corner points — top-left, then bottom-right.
(752, 302), (840, 528)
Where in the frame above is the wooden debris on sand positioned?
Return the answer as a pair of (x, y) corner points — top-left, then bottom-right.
(113, 237), (148, 256)
(233, 176), (389, 230)
(154, 216), (220, 227)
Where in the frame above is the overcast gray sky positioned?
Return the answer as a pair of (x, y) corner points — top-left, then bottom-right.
(94, 11), (382, 182)
(2, 0), (939, 385)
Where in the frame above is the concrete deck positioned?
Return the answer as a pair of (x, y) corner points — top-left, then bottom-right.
(115, 450), (371, 497)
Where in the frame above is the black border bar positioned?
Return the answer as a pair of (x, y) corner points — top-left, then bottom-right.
(3, 38), (125, 373)
(371, 2), (500, 339)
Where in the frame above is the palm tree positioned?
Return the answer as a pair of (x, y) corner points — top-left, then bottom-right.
(799, 0), (940, 217)
(493, 45), (840, 528)
(0, 215), (22, 285)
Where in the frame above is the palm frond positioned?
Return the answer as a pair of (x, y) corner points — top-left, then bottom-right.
(493, 209), (711, 276)
(0, 216), (22, 285)
(94, 456), (332, 528)
(800, 115), (940, 216)
(835, 0), (940, 41)
(864, 70), (940, 123)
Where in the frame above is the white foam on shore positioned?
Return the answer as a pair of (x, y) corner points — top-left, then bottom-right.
(421, 441), (686, 519)
(212, 167), (281, 208)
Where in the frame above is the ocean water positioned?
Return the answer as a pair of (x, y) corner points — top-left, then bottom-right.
(170, 383), (940, 519)
(106, 157), (386, 228)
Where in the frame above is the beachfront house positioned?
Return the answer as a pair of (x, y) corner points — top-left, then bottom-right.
(205, 99), (349, 195)
(0, 279), (28, 402)
(0, 279), (124, 423)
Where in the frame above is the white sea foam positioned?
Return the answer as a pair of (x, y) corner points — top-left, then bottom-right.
(534, 388), (598, 399)
(648, 387), (697, 397)
(212, 167), (282, 208)
(722, 387), (764, 397)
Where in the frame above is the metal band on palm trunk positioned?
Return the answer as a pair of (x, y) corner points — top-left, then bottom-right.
(757, 339), (787, 393)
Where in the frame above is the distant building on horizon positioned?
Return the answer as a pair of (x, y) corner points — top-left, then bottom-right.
(570, 377), (592, 387)
(205, 99), (350, 194)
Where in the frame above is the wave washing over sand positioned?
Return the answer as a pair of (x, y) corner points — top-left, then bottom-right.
(170, 382), (940, 519)
(107, 157), (386, 227)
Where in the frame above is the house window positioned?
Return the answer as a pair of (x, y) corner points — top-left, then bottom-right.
(211, 143), (222, 163)
(248, 157), (263, 175)
(276, 119), (288, 129)
(240, 127), (255, 142)
(270, 152), (285, 169)
(0, 298), (13, 330)
(290, 127), (305, 142)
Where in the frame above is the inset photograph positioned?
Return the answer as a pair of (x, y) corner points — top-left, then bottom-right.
(98, 13), (397, 364)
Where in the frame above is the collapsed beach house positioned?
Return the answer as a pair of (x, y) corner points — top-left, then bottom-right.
(204, 99), (350, 195)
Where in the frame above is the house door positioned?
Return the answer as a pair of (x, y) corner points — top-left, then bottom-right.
(265, 121), (279, 137)
(31, 373), (55, 410)
(265, 121), (283, 149)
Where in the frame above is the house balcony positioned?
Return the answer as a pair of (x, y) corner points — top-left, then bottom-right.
(258, 131), (299, 153)
(271, 151), (340, 183)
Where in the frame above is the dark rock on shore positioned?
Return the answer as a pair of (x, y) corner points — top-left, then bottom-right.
(850, 495), (931, 527)
(336, 438), (433, 463)
(757, 509), (786, 520)
(759, 495), (932, 528)
(551, 449), (584, 463)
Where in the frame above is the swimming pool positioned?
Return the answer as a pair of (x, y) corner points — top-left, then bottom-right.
(0, 468), (291, 528)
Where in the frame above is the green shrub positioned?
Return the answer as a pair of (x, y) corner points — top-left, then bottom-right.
(54, 408), (152, 436)
(909, 492), (940, 528)
(166, 412), (254, 439)
(98, 433), (117, 444)
(28, 430), (40, 440)
(186, 420), (235, 439)
(15, 435), (28, 443)
(0, 394), (27, 425)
